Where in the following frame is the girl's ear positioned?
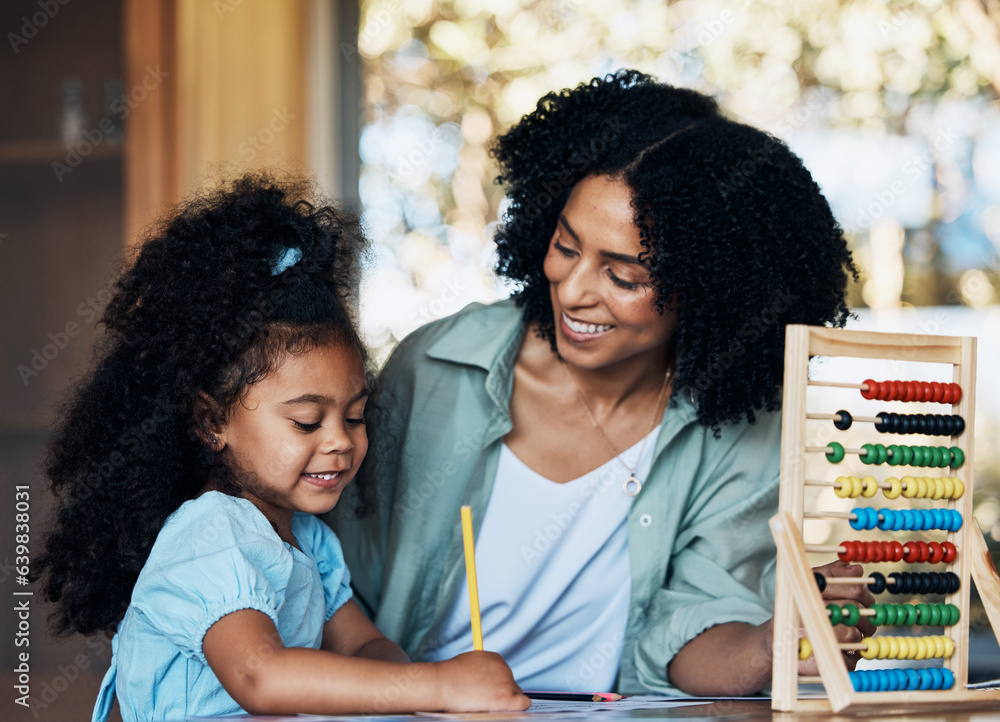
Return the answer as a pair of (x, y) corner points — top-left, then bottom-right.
(193, 391), (227, 452)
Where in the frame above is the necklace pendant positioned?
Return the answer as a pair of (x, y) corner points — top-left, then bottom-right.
(623, 473), (642, 497)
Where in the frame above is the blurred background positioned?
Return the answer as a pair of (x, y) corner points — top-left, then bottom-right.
(1, 0), (999, 718)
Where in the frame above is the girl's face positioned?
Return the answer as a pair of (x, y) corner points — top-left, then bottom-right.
(543, 174), (677, 372)
(215, 341), (368, 521)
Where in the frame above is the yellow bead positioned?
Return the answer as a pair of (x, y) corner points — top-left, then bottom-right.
(851, 476), (863, 498)
(953, 478), (965, 500)
(874, 637), (887, 660)
(915, 476), (928, 498)
(835, 476), (852, 499)
(935, 636), (947, 659)
(887, 636), (900, 660)
(901, 475), (917, 498)
(798, 638), (812, 660)
(915, 637), (928, 661)
(941, 477), (955, 499)
(861, 638), (878, 660)
(943, 636), (955, 658)
(897, 637), (911, 659)
(861, 475), (878, 498)
(933, 478), (945, 500)
(885, 477), (902, 499)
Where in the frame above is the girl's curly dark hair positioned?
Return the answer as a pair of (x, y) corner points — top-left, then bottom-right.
(492, 69), (857, 429)
(34, 172), (372, 637)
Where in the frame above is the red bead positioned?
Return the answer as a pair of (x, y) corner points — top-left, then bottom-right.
(929, 542), (944, 564)
(852, 541), (866, 562)
(903, 381), (916, 402)
(917, 541), (930, 563)
(942, 542), (957, 564)
(920, 382), (934, 402)
(950, 383), (962, 404)
(931, 382), (944, 403)
(941, 384), (954, 404)
(880, 381), (895, 400)
(904, 542), (917, 564)
(894, 380), (907, 400)
(839, 543), (853, 562)
(891, 541), (904, 562)
(872, 543), (884, 563)
(861, 379), (879, 399)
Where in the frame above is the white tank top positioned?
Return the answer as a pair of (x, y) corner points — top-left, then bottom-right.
(423, 426), (660, 691)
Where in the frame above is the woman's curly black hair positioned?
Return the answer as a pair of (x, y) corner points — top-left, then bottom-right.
(34, 172), (372, 637)
(492, 69), (857, 429)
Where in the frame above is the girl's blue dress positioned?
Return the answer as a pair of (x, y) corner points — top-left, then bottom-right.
(92, 491), (353, 722)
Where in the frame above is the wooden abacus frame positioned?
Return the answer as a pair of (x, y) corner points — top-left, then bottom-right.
(771, 325), (1000, 713)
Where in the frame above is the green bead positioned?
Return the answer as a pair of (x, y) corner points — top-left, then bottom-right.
(887, 444), (902, 466)
(938, 446), (951, 468)
(916, 603), (931, 626)
(911, 446), (925, 467)
(928, 446), (942, 467)
(842, 604), (861, 627)
(946, 604), (960, 626)
(929, 605), (942, 626)
(872, 604), (886, 626)
(875, 444), (888, 465)
(901, 445), (914, 466)
(904, 604), (918, 626)
(886, 604), (899, 625)
(859, 443), (875, 464)
(827, 603), (843, 625)
(826, 441), (846, 464)
(950, 446), (965, 469)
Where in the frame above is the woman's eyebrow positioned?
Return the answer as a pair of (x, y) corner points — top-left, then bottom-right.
(560, 214), (643, 266)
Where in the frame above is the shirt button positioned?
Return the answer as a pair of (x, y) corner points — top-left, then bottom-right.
(639, 513), (653, 527)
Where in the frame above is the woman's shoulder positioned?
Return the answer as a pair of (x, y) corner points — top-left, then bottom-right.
(382, 297), (524, 375)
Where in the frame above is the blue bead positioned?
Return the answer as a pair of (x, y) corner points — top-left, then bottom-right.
(878, 670), (892, 692)
(891, 510), (904, 531)
(866, 507), (879, 529)
(878, 508), (893, 530)
(931, 509), (945, 530)
(905, 668), (921, 690)
(901, 509), (915, 531)
(941, 668), (955, 690)
(892, 669), (907, 691)
(928, 667), (943, 690)
(950, 510), (963, 532)
(849, 671), (861, 692)
(918, 669), (933, 690)
(851, 508), (867, 531)
(921, 509), (935, 530)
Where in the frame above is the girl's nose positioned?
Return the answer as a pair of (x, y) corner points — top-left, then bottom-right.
(321, 423), (353, 454)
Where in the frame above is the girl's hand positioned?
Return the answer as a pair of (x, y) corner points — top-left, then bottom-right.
(800, 560), (877, 673)
(430, 651), (530, 712)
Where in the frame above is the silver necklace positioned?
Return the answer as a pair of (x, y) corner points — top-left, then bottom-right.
(567, 363), (674, 496)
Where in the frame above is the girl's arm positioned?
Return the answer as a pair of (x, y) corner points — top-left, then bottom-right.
(320, 599), (409, 663)
(667, 560), (876, 696)
(203, 608), (529, 715)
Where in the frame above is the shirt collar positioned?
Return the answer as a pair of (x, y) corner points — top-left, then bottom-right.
(425, 297), (526, 372)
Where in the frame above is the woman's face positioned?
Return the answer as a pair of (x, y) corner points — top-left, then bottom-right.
(543, 174), (677, 372)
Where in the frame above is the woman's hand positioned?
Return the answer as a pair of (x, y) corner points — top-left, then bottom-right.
(430, 651), (530, 712)
(801, 560), (877, 672)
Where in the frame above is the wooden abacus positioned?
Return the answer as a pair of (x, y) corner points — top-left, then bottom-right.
(771, 325), (1000, 713)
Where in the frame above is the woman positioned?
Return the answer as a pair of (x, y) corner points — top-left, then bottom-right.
(331, 70), (871, 696)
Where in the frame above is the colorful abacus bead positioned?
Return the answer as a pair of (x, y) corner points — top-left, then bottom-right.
(849, 667), (955, 692)
(861, 380), (962, 404)
(873, 412), (966, 436)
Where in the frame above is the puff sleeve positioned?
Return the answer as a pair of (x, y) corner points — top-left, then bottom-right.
(294, 513), (354, 621)
(129, 495), (290, 665)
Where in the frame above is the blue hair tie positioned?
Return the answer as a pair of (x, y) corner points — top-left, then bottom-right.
(271, 246), (303, 275)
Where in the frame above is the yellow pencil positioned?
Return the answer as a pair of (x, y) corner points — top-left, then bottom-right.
(460, 504), (484, 651)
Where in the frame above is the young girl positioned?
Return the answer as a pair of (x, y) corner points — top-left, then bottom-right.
(34, 173), (529, 720)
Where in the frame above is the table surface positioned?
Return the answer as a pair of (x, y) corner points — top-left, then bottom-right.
(168, 698), (1000, 721)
